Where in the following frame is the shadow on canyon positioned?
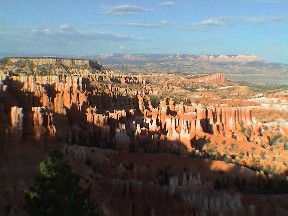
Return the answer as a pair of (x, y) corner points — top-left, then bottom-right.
(0, 77), (288, 216)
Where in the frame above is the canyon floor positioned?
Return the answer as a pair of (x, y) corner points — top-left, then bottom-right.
(0, 57), (287, 216)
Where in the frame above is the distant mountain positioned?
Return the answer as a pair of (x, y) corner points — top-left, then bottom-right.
(82, 54), (288, 85)
(94, 54), (265, 64)
(0, 53), (274, 64)
(1, 54), (287, 85)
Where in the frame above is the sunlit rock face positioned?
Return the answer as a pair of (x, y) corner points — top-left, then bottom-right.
(0, 59), (283, 170)
(0, 58), (286, 178)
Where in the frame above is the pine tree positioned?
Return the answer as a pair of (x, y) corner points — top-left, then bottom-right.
(25, 149), (98, 216)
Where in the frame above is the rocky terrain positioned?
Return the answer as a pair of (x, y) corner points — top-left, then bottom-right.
(0, 57), (287, 215)
(92, 54), (288, 85)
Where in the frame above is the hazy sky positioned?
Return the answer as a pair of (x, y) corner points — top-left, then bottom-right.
(1, 0), (287, 63)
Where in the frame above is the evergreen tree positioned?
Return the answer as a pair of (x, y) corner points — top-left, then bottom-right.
(25, 149), (98, 216)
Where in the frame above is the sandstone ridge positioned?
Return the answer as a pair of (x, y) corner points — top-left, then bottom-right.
(0, 57), (104, 76)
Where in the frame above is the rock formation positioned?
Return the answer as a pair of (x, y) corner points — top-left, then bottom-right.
(63, 145), (251, 216)
(189, 73), (228, 85)
(0, 59), (285, 172)
(0, 57), (287, 216)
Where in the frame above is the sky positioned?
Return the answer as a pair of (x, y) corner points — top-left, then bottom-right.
(0, 0), (288, 63)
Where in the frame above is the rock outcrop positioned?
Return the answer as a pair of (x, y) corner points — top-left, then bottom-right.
(189, 73), (228, 85)
(0, 57), (103, 75)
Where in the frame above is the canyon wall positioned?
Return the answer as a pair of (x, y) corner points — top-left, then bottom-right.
(1, 69), (286, 174)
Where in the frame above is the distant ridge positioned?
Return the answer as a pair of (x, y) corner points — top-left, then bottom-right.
(0, 53), (266, 64)
(94, 54), (265, 63)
